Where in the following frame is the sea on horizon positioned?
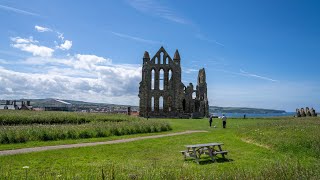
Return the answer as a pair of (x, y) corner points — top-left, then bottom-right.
(211, 112), (296, 118)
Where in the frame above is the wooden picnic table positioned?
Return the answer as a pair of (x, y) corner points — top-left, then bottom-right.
(181, 143), (228, 163)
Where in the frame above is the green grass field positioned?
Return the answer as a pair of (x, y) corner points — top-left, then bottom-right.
(0, 111), (171, 144)
(0, 110), (142, 125)
(0, 115), (320, 179)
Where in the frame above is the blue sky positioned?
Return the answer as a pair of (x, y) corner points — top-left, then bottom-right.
(0, 0), (320, 111)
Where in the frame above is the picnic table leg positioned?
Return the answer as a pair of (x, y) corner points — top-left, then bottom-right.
(192, 147), (199, 164)
(208, 146), (215, 162)
(198, 147), (203, 158)
(218, 145), (225, 158)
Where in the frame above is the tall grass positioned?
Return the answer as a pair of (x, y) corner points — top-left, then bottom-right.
(0, 120), (172, 144)
(0, 110), (141, 125)
(1, 160), (319, 179)
(237, 117), (320, 158)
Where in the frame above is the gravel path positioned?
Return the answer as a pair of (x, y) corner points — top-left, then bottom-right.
(0, 130), (207, 156)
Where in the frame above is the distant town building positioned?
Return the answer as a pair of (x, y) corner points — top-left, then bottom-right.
(0, 100), (32, 110)
(42, 99), (72, 111)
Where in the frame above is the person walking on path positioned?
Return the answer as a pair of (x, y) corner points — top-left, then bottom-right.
(221, 114), (227, 128)
(209, 115), (213, 127)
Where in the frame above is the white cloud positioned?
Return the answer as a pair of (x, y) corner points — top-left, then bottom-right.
(0, 53), (142, 105)
(12, 43), (54, 57)
(11, 37), (38, 44)
(74, 54), (112, 70)
(11, 37), (54, 57)
(56, 40), (72, 50)
(35, 25), (52, 32)
(3, 28), (141, 105)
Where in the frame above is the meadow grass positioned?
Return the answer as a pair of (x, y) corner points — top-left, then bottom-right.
(0, 120), (171, 144)
(0, 110), (141, 125)
(0, 116), (319, 179)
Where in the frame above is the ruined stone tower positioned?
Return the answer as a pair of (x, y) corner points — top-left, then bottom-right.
(138, 47), (209, 118)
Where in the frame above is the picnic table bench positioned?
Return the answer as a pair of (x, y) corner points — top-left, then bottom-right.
(180, 143), (228, 163)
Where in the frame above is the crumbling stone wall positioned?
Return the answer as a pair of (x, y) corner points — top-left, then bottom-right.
(296, 107), (317, 117)
(139, 47), (209, 118)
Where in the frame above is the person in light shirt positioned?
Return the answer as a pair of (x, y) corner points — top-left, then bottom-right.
(221, 114), (227, 128)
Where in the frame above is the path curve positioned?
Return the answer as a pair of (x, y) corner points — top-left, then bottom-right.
(0, 130), (207, 156)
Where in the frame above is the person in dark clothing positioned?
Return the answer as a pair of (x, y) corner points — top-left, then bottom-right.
(221, 114), (227, 128)
(209, 116), (213, 127)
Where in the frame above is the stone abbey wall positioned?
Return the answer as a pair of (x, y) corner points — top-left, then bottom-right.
(138, 47), (209, 118)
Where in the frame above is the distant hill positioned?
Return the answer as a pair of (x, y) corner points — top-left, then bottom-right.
(209, 106), (286, 114)
(1, 98), (285, 114)
(15, 98), (139, 112)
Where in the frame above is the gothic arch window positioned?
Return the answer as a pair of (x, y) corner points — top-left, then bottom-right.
(159, 69), (164, 90)
(151, 69), (155, 90)
(151, 97), (154, 111)
(155, 57), (159, 64)
(159, 96), (164, 110)
(163, 55), (167, 64)
(192, 92), (196, 99)
(168, 69), (172, 80)
(159, 52), (164, 64)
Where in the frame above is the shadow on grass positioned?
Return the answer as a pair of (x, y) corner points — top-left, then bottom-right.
(184, 157), (234, 165)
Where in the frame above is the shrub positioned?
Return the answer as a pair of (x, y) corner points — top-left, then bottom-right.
(0, 120), (171, 144)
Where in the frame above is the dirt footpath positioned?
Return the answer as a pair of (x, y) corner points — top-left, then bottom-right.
(0, 130), (207, 156)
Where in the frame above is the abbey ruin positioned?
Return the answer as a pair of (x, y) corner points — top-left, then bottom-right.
(138, 47), (209, 118)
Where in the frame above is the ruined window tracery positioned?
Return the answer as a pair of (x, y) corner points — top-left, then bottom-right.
(139, 47), (209, 118)
(168, 69), (172, 80)
(159, 52), (164, 64)
(151, 69), (155, 90)
(159, 96), (163, 110)
(159, 69), (164, 90)
(151, 97), (154, 111)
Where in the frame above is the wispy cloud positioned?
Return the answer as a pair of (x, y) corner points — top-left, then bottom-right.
(126, 0), (191, 25)
(195, 33), (225, 47)
(216, 69), (278, 82)
(183, 67), (198, 74)
(0, 50), (26, 58)
(0, 4), (39, 16)
(239, 69), (278, 82)
(111, 31), (161, 44)
(35, 25), (52, 32)
(0, 59), (9, 64)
